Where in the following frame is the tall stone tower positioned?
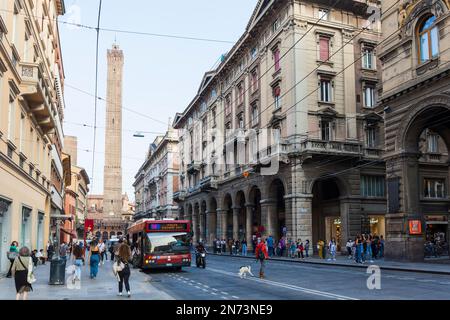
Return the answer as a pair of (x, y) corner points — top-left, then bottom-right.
(103, 44), (123, 216)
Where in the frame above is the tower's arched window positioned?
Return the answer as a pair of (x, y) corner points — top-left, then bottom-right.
(417, 15), (439, 63)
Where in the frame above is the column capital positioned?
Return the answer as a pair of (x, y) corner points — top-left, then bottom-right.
(244, 203), (255, 208)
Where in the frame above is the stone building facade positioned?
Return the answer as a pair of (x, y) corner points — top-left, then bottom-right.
(172, 0), (386, 253)
(134, 127), (180, 220)
(0, 0), (67, 274)
(87, 193), (134, 240)
(380, 0), (450, 261)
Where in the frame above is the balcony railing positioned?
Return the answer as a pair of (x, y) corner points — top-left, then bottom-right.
(173, 190), (187, 201)
(363, 148), (383, 159)
(19, 62), (55, 134)
(299, 139), (362, 156)
(187, 161), (202, 174)
(200, 175), (219, 190)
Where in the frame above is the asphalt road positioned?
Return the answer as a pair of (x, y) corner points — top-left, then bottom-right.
(147, 254), (450, 300)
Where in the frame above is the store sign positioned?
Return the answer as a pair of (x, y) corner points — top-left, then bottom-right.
(425, 215), (447, 222)
(333, 218), (341, 225)
(409, 220), (422, 235)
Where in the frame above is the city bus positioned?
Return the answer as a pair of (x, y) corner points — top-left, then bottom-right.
(126, 219), (192, 271)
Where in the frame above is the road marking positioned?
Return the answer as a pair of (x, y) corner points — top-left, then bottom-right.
(418, 279), (436, 283)
(212, 288), (218, 291)
(202, 288), (208, 292)
(396, 277), (415, 280)
(207, 267), (358, 300)
(211, 292), (218, 295)
(221, 296), (228, 300)
(203, 285), (210, 288)
(439, 282), (450, 285)
(195, 286), (201, 289)
(232, 295), (239, 299)
(221, 291), (229, 295)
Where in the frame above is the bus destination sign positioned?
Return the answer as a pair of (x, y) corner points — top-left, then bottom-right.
(147, 223), (189, 232)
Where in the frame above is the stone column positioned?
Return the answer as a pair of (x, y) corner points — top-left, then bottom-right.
(192, 209), (198, 245)
(245, 204), (253, 251)
(260, 199), (276, 238)
(206, 210), (217, 244)
(199, 212), (205, 243)
(288, 195), (313, 256)
(385, 153), (423, 261)
(232, 207), (240, 240)
(216, 209), (227, 240)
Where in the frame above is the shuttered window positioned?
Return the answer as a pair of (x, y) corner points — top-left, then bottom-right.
(319, 37), (330, 61)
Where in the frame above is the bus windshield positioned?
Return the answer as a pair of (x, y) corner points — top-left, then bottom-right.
(146, 232), (190, 254)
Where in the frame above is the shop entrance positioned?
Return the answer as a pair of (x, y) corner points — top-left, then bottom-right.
(425, 215), (449, 257)
(325, 217), (341, 251)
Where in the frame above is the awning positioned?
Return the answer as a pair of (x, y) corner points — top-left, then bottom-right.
(61, 228), (77, 238)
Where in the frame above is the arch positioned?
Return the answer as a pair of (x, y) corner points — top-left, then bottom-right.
(102, 231), (109, 240)
(308, 174), (350, 198)
(398, 96), (450, 157)
(268, 179), (286, 241)
(311, 177), (345, 254)
(235, 190), (246, 240)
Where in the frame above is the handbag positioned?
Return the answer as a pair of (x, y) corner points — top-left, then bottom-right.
(7, 251), (18, 260)
(18, 257), (36, 284)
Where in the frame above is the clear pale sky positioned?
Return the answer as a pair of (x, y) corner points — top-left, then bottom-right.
(60, 0), (257, 201)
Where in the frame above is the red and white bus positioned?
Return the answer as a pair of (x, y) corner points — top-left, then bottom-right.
(126, 219), (192, 271)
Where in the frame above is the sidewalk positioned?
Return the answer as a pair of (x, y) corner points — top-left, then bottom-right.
(210, 251), (450, 275)
(0, 259), (174, 300)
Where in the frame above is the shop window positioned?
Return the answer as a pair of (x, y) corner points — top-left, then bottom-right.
(423, 178), (445, 199)
(417, 15), (439, 63)
(361, 175), (385, 197)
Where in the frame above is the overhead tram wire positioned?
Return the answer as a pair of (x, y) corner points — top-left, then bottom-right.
(64, 84), (168, 126)
(91, 0), (103, 190)
(0, 8), (235, 45)
(63, 121), (165, 135)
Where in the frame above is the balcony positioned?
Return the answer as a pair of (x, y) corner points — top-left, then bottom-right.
(363, 148), (383, 159)
(19, 62), (55, 134)
(200, 175), (219, 191)
(187, 161), (201, 174)
(299, 139), (362, 157)
(258, 142), (289, 164)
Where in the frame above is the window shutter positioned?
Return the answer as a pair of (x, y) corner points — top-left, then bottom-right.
(320, 38), (330, 61)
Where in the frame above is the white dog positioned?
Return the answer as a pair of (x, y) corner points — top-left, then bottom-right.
(238, 265), (254, 279)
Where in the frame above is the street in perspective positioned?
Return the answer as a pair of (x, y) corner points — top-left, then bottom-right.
(1, 0), (450, 303)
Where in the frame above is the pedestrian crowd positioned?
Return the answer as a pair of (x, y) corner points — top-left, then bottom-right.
(5, 236), (133, 299)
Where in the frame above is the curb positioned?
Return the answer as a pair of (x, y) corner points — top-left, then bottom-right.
(210, 253), (450, 276)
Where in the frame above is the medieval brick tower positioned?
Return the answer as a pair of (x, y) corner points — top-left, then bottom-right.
(103, 44), (123, 217)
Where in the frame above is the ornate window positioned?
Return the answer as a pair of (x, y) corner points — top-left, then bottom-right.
(417, 15), (439, 63)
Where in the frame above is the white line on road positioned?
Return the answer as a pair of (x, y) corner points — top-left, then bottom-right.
(221, 291), (229, 295)
(212, 288), (218, 291)
(221, 296), (228, 300)
(202, 288), (209, 292)
(232, 296), (239, 299)
(418, 279), (436, 283)
(195, 286), (201, 289)
(207, 267), (358, 300)
(439, 282), (450, 285)
(211, 292), (218, 295)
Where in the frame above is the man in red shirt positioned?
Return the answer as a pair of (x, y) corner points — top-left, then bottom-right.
(255, 237), (269, 279)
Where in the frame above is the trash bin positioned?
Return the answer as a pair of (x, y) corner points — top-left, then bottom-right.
(49, 258), (66, 285)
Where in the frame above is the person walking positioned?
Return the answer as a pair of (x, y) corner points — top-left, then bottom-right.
(346, 239), (353, 259)
(241, 239), (247, 256)
(317, 240), (325, 259)
(88, 239), (100, 279)
(297, 242), (304, 259)
(72, 244), (84, 283)
(355, 235), (363, 264)
(266, 235), (274, 257)
(328, 239), (337, 261)
(11, 247), (34, 300)
(304, 240), (310, 258)
(289, 240), (297, 258)
(6, 241), (19, 278)
(114, 241), (132, 297)
(379, 235), (385, 258)
(255, 237), (269, 279)
(98, 239), (106, 265)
